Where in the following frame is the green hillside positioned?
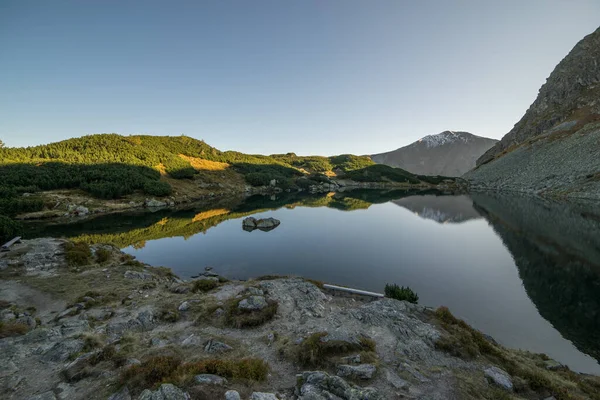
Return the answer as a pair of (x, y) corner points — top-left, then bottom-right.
(0, 134), (454, 240)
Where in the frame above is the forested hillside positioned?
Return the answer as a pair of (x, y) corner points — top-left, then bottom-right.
(0, 134), (453, 240)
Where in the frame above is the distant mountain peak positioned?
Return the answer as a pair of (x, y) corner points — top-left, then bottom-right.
(417, 131), (473, 148)
(371, 131), (497, 177)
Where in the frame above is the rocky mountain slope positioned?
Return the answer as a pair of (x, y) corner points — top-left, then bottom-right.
(2, 239), (599, 400)
(371, 131), (498, 177)
(466, 27), (600, 199)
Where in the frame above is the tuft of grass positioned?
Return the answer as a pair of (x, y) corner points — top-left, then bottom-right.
(384, 283), (419, 304)
(64, 241), (92, 266)
(0, 321), (30, 338)
(121, 356), (268, 394)
(294, 332), (377, 367)
(0, 300), (12, 309)
(192, 279), (219, 293)
(158, 308), (180, 323)
(304, 278), (324, 289)
(95, 248), (111, 263)
(224, 297), (278, 328)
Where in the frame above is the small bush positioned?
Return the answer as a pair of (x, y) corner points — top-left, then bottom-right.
(0, 321), (29, 338)
(0, 215), (22, 243)
(192, 279), (219, 293)
(224, 297), (278, 328)
(143, 181), (172, 196)
(65, 241), (92, 266)
(384, 283), (419, 304)
(95, 248), (111, 263)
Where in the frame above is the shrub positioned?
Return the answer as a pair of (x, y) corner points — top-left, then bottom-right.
(143, 181), (172, 197)
(384, 283), (419, 304)
(0, 215), (22, 243)
(245, 172), (274, 186)
(192, 279), (218, 293)
(95, 248), (111, 263)
(224, 297), (278, 328)
(64, 241), (92, 266)
(158, 308), (180, 323)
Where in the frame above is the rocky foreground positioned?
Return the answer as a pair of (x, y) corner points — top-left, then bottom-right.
(1, 239), (599, 400)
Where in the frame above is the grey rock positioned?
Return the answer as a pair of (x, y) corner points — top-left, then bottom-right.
(296, 371), (382, 400)
(247, 287), (264, 296)
(336, 364), (376, 380)
(484, 366), (513, 391)
(27, 391), (57, 400)
(16, 315), (37, 329)
(224, 391), (241, 400)
(6, 374), (24, 391)
(151, 337), (169, 348)
(63, 350), (100, 381)
(544, 359), (564, 371)
(124, 270), (153, 280)
(107, 386), (132, 400)
(385, 369), (410, 389)
(194, 374), (228, 385)
(82, 308), (113, 321)
(145, 199), (167, 208)
(60, 319), (90, 336)
(138, 383), (190, 400)
(213, 308), (224, 317)
(250, 393), (278, 400)
(242, 217), (257, 228)
(57, 307), (80, 320)
(55, 382), (76, 400)
(204, 339), (233, 354)
(177, 301), (190, 312)
(170, 284), (190, 294)
(126, 358), (142, 367)
(0, 360), (19, 378)
(238, 295), (268, 311)
(42, 339), (85, 362)
(256, 217), (280, 231)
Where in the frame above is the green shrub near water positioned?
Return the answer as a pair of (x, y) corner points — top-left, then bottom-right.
(384, 283), (419, 304)
(0, 215), (23, 243)
(64, 242), (92, 266)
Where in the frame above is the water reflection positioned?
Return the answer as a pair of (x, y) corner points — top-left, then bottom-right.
(22, 190), (600, 373)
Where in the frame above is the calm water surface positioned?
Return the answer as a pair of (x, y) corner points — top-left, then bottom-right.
(26, 191), (600, 374)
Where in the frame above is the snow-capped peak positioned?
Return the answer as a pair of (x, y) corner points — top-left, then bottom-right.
(417, 131), (471, 148)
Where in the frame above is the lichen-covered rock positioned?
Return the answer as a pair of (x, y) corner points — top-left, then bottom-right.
(224, 391), (241, 400)
(194, 374), (227, 385)
(336, 364), (376, 380)
(238, 296), (268, 311)
(484, 366), (513, 391)
(296, 371), (382, 400)
(249, 393), (278, 400)
(138, 383), (190, 400)
(204, 339), (233, 354)
(107, 387), (131, 400)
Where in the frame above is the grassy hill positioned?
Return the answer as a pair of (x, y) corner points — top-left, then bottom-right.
(0, 134), (455, 240)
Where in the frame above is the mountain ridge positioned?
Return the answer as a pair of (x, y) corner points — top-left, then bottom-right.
(371, 131), (497, 177)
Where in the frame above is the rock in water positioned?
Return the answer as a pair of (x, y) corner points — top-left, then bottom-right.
(484, 366), (513, 391)
(242, 217), (258, 230)
(242, 217), (280, 232)
(256, 217), (280, 231)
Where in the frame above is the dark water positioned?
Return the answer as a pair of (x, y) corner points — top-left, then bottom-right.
(25, 190), (600, 374)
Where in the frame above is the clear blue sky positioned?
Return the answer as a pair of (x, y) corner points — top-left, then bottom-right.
(1, 1), (599, 155)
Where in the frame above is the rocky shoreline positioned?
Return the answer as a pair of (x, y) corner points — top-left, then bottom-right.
(1, 239), (599, 400)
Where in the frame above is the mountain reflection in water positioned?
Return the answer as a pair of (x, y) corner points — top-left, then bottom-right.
(23, 190), (600, 374)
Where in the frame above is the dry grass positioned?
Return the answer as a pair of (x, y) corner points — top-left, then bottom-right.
(0, 321), (29, 338)
(192, 208), (230, 222)
(95, 248), (111, 263)
(121, 355), (268, 394)
(224, 297), (278, 328)
(291, 332), (377, 367)
(179, 155), (230, 171)
(432, 306), (600, 400)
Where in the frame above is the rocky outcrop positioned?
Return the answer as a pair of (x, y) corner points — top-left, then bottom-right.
(372, 131), (497, 177)
(468, 27), (600, 199)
